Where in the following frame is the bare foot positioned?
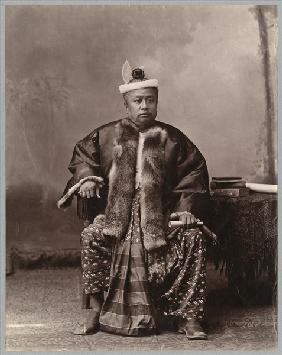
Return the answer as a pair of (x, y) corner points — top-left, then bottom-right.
(72, 309), (100, 335)
(178, 318), (207, 340)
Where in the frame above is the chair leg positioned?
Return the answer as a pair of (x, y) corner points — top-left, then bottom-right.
(81, 219), (92, 309)
(82, 291), (91, 309)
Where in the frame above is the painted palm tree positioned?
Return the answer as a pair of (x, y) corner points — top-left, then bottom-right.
(250, 6), (277, 183)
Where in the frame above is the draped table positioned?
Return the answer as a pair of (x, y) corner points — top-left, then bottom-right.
(210, 192), (277, 303)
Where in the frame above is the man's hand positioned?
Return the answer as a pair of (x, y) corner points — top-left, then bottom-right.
(170, 211), (198, 228)
(79, 181), (101, 199)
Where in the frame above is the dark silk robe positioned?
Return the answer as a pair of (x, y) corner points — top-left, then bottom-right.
(61, 118), (210, 229)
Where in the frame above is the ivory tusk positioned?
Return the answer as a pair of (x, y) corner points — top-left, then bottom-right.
(246, 183), (277, 194)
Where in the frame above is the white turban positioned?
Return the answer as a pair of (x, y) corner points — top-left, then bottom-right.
(119, 60), (158, 94)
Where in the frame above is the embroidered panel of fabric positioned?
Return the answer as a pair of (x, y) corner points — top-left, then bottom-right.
(135, 132), (145, 190)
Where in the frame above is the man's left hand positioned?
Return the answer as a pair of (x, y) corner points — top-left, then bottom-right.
(170, 211), (198, 228)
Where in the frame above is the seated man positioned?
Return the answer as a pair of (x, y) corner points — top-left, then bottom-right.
(58, 62), (210, 340)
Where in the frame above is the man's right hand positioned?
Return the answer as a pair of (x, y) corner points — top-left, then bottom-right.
(79, 181), (101, 199)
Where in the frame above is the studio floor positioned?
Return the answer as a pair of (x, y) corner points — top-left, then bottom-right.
(5, 266), (277, 352)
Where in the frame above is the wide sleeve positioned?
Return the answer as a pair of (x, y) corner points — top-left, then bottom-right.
(58, 130), (106, 220)
(68, 130), (102, 183)
(169, 134), (210, 223)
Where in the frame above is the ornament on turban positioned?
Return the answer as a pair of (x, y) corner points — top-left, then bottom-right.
(118, 60), (158, 94)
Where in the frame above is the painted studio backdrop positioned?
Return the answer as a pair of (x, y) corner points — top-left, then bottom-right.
(5, 5), (277, 262)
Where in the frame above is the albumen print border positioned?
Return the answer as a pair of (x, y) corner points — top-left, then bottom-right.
(0, 1), (281, 354)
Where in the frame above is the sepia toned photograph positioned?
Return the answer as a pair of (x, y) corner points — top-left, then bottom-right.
(3, 2), (278, 352)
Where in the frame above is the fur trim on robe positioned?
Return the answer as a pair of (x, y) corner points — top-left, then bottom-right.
(103, 118), (168, 251)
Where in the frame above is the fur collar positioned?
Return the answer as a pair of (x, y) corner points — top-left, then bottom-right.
(103, 118), (168, 251)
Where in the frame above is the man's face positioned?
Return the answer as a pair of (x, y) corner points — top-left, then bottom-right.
(124, 87), (158, 128)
